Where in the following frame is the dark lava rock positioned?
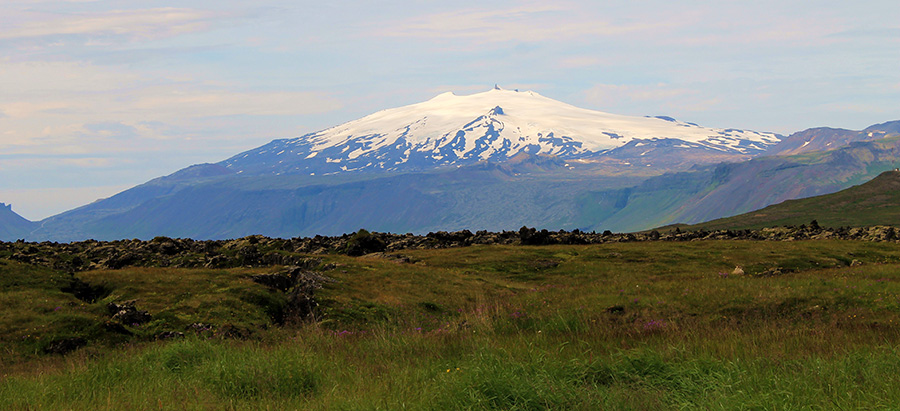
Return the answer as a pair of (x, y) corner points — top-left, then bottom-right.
(204, 255), (229, 269)
(758, 267), (784, 277)
(5, 223), (900, 275)
(345, 229), (386, 256)
(43, 337), (87, 355)
(606, 305), (626, 315)
(187, 322), (213, 333)
(518, 226), (552, 245)
(284, 269), (336, 323)
(61, 277), (110, 303)
(216, 324), (251, 339)
(107, 300), (152, 325)
(102, 321), (134, 335)
(250, 273), (294, 292)
(157, 331), (185, 340)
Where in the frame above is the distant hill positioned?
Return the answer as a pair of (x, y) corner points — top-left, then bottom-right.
(764, 120), (900, 156)
(0, 203), (36, 241)
(675, 170), (900, 230)
(576, 134), (900, 232)
(23, 133), (900, 241)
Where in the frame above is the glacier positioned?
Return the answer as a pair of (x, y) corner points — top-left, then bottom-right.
(221, 87), (780, 176)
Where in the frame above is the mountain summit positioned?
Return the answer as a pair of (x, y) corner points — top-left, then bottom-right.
(221, 87), (780, 176)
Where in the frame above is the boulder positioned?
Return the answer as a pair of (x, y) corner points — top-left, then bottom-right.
(107, 300), (152, 325)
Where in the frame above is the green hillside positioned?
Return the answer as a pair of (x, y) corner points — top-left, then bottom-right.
(682, 170), (900, 230)
(5, 240), (900, 409)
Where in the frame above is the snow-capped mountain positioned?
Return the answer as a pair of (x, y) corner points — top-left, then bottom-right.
(221, 87), (780, 175)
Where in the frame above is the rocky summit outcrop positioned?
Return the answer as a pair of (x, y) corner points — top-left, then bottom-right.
(2, 224), (899, 273)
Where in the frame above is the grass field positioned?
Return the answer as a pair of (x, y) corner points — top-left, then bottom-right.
(3, 240), (900, 409)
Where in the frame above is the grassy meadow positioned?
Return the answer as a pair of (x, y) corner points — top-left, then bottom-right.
(3, 240), (900, 409)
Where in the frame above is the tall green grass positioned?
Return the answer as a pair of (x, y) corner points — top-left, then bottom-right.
(4, 328), (900, 409)
(0, 338), (321, 410)
(4, 240), (900, 409)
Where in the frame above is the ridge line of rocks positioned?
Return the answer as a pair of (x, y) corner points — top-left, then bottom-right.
(2, 223), (897, 272)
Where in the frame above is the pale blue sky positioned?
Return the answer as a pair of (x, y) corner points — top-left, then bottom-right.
(1, 0), (898, 220)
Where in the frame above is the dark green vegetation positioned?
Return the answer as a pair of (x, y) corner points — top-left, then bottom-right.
(4, 239), (900, 409)
(0, 259), (286, 364)
(681, 170), (900, 231)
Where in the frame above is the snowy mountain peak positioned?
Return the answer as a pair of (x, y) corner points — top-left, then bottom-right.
(221, 88), (781, 176)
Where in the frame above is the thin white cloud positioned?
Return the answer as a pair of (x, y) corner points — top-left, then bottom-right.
(829, 27), (900, 40)
(378, 1), (882, 54)
(585, 83), (694, 104)
(0, 7), (220, 41)
(7, 0), (103, 3)
(0, 89), (342, 151)
(0, 61), (343, 154)
(379, 4), (665, 44)
(557, 56), (605, 69)
(0, 60), (140, 95)
(128, 88), (342, 117)
(582, 83), (724, 117)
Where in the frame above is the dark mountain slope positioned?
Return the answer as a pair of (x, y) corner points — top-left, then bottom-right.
(866, 120), (900, 135)
(0, 203), (37, 241)
(31, 156), (645, 241)
(672, 138), (900, 224)
(20, 117), (900, 241)
(587, 135), (900, 232)
(679, 169), (900, 230)
(764, 126), (890, 157)
(31, 164), (237, 241)
(24, 134), (900, 241)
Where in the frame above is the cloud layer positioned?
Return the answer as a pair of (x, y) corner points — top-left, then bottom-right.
(1, 0), (898, 220)
(1, 7), (218, 40)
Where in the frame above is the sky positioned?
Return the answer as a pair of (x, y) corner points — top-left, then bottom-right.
(1, 0), (898, 221)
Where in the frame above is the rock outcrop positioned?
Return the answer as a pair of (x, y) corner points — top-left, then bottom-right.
(2, 224), (899, 273)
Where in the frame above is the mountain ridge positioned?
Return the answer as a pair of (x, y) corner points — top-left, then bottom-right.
(670, 169), (900, 230)
(588, 134), (900, 232)
(764, 120), (900, 156)
(220, 88), (780, 176)
(19, 133), (900, 242)
(6, 86), (900, 242)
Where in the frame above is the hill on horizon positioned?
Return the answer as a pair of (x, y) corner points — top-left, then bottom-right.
(673, 169), (900, 231)
(0, 204), (36, 241)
